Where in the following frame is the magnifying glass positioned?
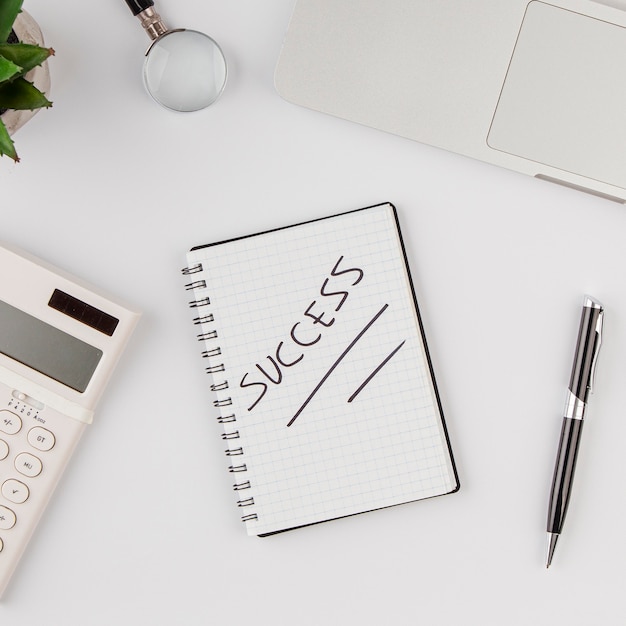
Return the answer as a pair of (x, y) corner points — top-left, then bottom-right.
(125, 0), (227, 112)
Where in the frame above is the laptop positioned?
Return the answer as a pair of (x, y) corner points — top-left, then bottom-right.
(275, 0), (626, 202)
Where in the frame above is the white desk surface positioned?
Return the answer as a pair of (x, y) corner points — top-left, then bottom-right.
(2, 1), (626, 623)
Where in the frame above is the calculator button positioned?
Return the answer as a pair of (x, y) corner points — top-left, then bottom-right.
(27, 427), (55, 451)
(0, 537), (3, 552)
(14, 453), (42, 478)
(2, 480), (29, 504)
(0, 440), (8, 461)
(0, 411), (21, 435)
(0, 506), (16, 530)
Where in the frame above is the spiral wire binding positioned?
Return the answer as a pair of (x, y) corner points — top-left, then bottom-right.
(217, 413), (236, 424)
(182, 263), (203, 275)
(182, 262), (258, 523)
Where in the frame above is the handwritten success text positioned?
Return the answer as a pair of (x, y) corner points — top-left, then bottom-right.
(239, 256), (364, 411)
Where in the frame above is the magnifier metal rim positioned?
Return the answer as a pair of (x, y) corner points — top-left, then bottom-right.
(143, 28), (227, 112)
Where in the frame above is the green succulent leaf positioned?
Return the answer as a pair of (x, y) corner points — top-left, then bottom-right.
(0, 76), (51, 110)
(0, 0), (23, 44)
(0, 44), (52, 77)
(0, 117), (18, 161)
(0, 54), (21, 82)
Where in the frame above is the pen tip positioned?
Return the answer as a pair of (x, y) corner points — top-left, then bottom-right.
(546, 533), (559, 568)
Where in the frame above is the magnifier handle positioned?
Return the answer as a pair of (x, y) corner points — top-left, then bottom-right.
(125, 0), (168, 40)
(125, 0), (154, 16)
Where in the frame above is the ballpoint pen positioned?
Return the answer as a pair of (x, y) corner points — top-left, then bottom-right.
(546, 296), (604, 568)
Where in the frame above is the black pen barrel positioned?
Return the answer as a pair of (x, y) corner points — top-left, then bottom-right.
(547, 417), (584, 534)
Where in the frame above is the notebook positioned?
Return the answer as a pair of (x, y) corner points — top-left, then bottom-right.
(275, 0), (626, 202)
(182, 203), (459, 535)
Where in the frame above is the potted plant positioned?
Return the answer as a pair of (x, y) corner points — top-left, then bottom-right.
(0, 0), (52, 162)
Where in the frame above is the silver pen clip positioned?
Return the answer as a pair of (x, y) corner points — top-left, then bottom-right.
(588, 307), (604, 395)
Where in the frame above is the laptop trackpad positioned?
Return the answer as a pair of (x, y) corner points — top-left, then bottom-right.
(487, 1), (626, 189)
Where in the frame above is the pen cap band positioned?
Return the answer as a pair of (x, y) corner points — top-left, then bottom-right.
(569, 305), (602, 403)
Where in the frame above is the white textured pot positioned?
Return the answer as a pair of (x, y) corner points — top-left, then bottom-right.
(1, 10), (51, 136)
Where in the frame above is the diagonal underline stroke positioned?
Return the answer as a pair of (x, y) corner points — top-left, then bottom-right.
(287, 303), (389, 427)
(347, 340), (406, 403)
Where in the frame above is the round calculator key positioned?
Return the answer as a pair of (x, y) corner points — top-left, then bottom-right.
(27, 427), (55, 452)
(0, 506), (16, 530)
(0, 440), (8, 461)
(1, 480), (29, 504)
(14, 452), (42, 478)
(0, 410), (22, 435)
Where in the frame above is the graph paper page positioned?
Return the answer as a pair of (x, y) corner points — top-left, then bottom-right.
(186, 203), (457, 535)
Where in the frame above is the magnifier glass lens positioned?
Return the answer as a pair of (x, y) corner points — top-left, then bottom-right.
(143, 29), (227, 112)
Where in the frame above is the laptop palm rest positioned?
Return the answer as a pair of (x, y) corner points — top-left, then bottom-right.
(275, 0), (626, 199)
(487, 1), (626, 190)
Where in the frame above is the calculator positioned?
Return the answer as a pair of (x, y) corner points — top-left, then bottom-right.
(0, 243), (140, 597)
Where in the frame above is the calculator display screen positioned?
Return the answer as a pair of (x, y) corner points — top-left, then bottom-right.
(0, 299), (102, 393)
